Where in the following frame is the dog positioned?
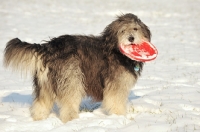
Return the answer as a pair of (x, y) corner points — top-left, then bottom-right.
(4, 13), (151, 123)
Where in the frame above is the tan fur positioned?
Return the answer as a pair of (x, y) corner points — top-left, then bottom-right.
(31, 57), (86, 122)
(30, 84), (55, 120)
(4, 49), (36, 77)
(56, 57), (86, 122)
(117, 23), (147, 45)
(102, 66), (137, 115)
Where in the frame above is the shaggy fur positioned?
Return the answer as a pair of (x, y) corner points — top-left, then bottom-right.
(4, 13), (151, 123)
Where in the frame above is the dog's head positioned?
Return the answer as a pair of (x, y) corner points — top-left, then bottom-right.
(116, 13), (151, 45)
(102, 13), (152, 60)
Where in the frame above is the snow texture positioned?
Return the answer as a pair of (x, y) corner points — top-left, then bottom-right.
(0, 0), (200, 132)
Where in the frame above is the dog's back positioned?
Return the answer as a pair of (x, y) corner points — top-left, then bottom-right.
(3, 36), (108, 100)
(4, 36), (102, 75)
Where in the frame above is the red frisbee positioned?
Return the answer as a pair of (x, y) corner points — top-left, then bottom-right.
(120, 41), (158, 62)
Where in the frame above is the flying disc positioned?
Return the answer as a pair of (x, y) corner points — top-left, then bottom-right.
(120, 41), (158, 62)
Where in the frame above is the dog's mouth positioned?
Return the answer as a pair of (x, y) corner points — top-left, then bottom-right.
(119, 41), (158, 62)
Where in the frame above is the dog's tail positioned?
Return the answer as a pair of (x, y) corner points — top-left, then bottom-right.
(4, 38), (42, 76)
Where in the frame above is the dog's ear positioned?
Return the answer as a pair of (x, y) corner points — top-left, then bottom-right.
(102, 21), (119, 44)
(142, 25), (151, 41)
(138, 22), (151, 41)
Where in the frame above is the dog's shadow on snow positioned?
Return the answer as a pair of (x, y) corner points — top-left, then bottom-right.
(1, 92), (102, 112)
(128, 90), (140, 101)
(1, 91), (140, 112)
(79, 91), (140, 112)
(1, 92), (33, 105)
(80, 98), (102, 112)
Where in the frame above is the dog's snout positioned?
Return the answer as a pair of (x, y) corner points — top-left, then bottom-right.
(128, 36), (134, 43)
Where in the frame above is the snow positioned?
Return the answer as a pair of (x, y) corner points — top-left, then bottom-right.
(0, 0), (200, 131)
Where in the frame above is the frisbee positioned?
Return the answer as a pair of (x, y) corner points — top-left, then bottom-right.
(120, 41), (158, 62)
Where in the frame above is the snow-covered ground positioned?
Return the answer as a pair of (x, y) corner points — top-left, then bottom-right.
(0, 0), (200, 131)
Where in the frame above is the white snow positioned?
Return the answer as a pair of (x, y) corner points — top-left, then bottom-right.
(0, 0), (200, 132)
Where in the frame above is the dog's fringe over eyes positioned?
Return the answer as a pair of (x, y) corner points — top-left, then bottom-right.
(3, 13), (151, 123)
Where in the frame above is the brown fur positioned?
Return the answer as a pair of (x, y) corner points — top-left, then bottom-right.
(3, 13), (151, 123)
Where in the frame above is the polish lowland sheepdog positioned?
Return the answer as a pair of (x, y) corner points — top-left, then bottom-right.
(4, 13), (151, 123)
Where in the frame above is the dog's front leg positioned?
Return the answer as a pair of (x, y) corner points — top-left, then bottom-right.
(102, 70), (136, 115)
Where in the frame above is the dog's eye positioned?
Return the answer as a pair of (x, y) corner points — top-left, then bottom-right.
(133, 28), (138, 31)
(121, 30), (125, 33)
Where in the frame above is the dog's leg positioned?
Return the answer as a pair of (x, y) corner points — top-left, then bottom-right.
(30, 71), (55, 121)
(102, 70), (136, 115)
(57, 83), (85, 123)
(31, 95), (54, 121)
(56, 58), (86, 123)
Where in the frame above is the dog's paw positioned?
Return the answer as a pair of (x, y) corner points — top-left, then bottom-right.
(59, 112), (79, 123)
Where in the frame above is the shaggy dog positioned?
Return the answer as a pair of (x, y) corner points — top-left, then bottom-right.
(4, 13), (151, 123)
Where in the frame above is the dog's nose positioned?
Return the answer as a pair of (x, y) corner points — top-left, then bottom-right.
(128, 36), (134, 42)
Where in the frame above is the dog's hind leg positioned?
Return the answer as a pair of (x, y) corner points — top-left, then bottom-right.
(57, 81), (85, 123)
(30, 69), (55, 121)
(56, 58), (86, 123)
